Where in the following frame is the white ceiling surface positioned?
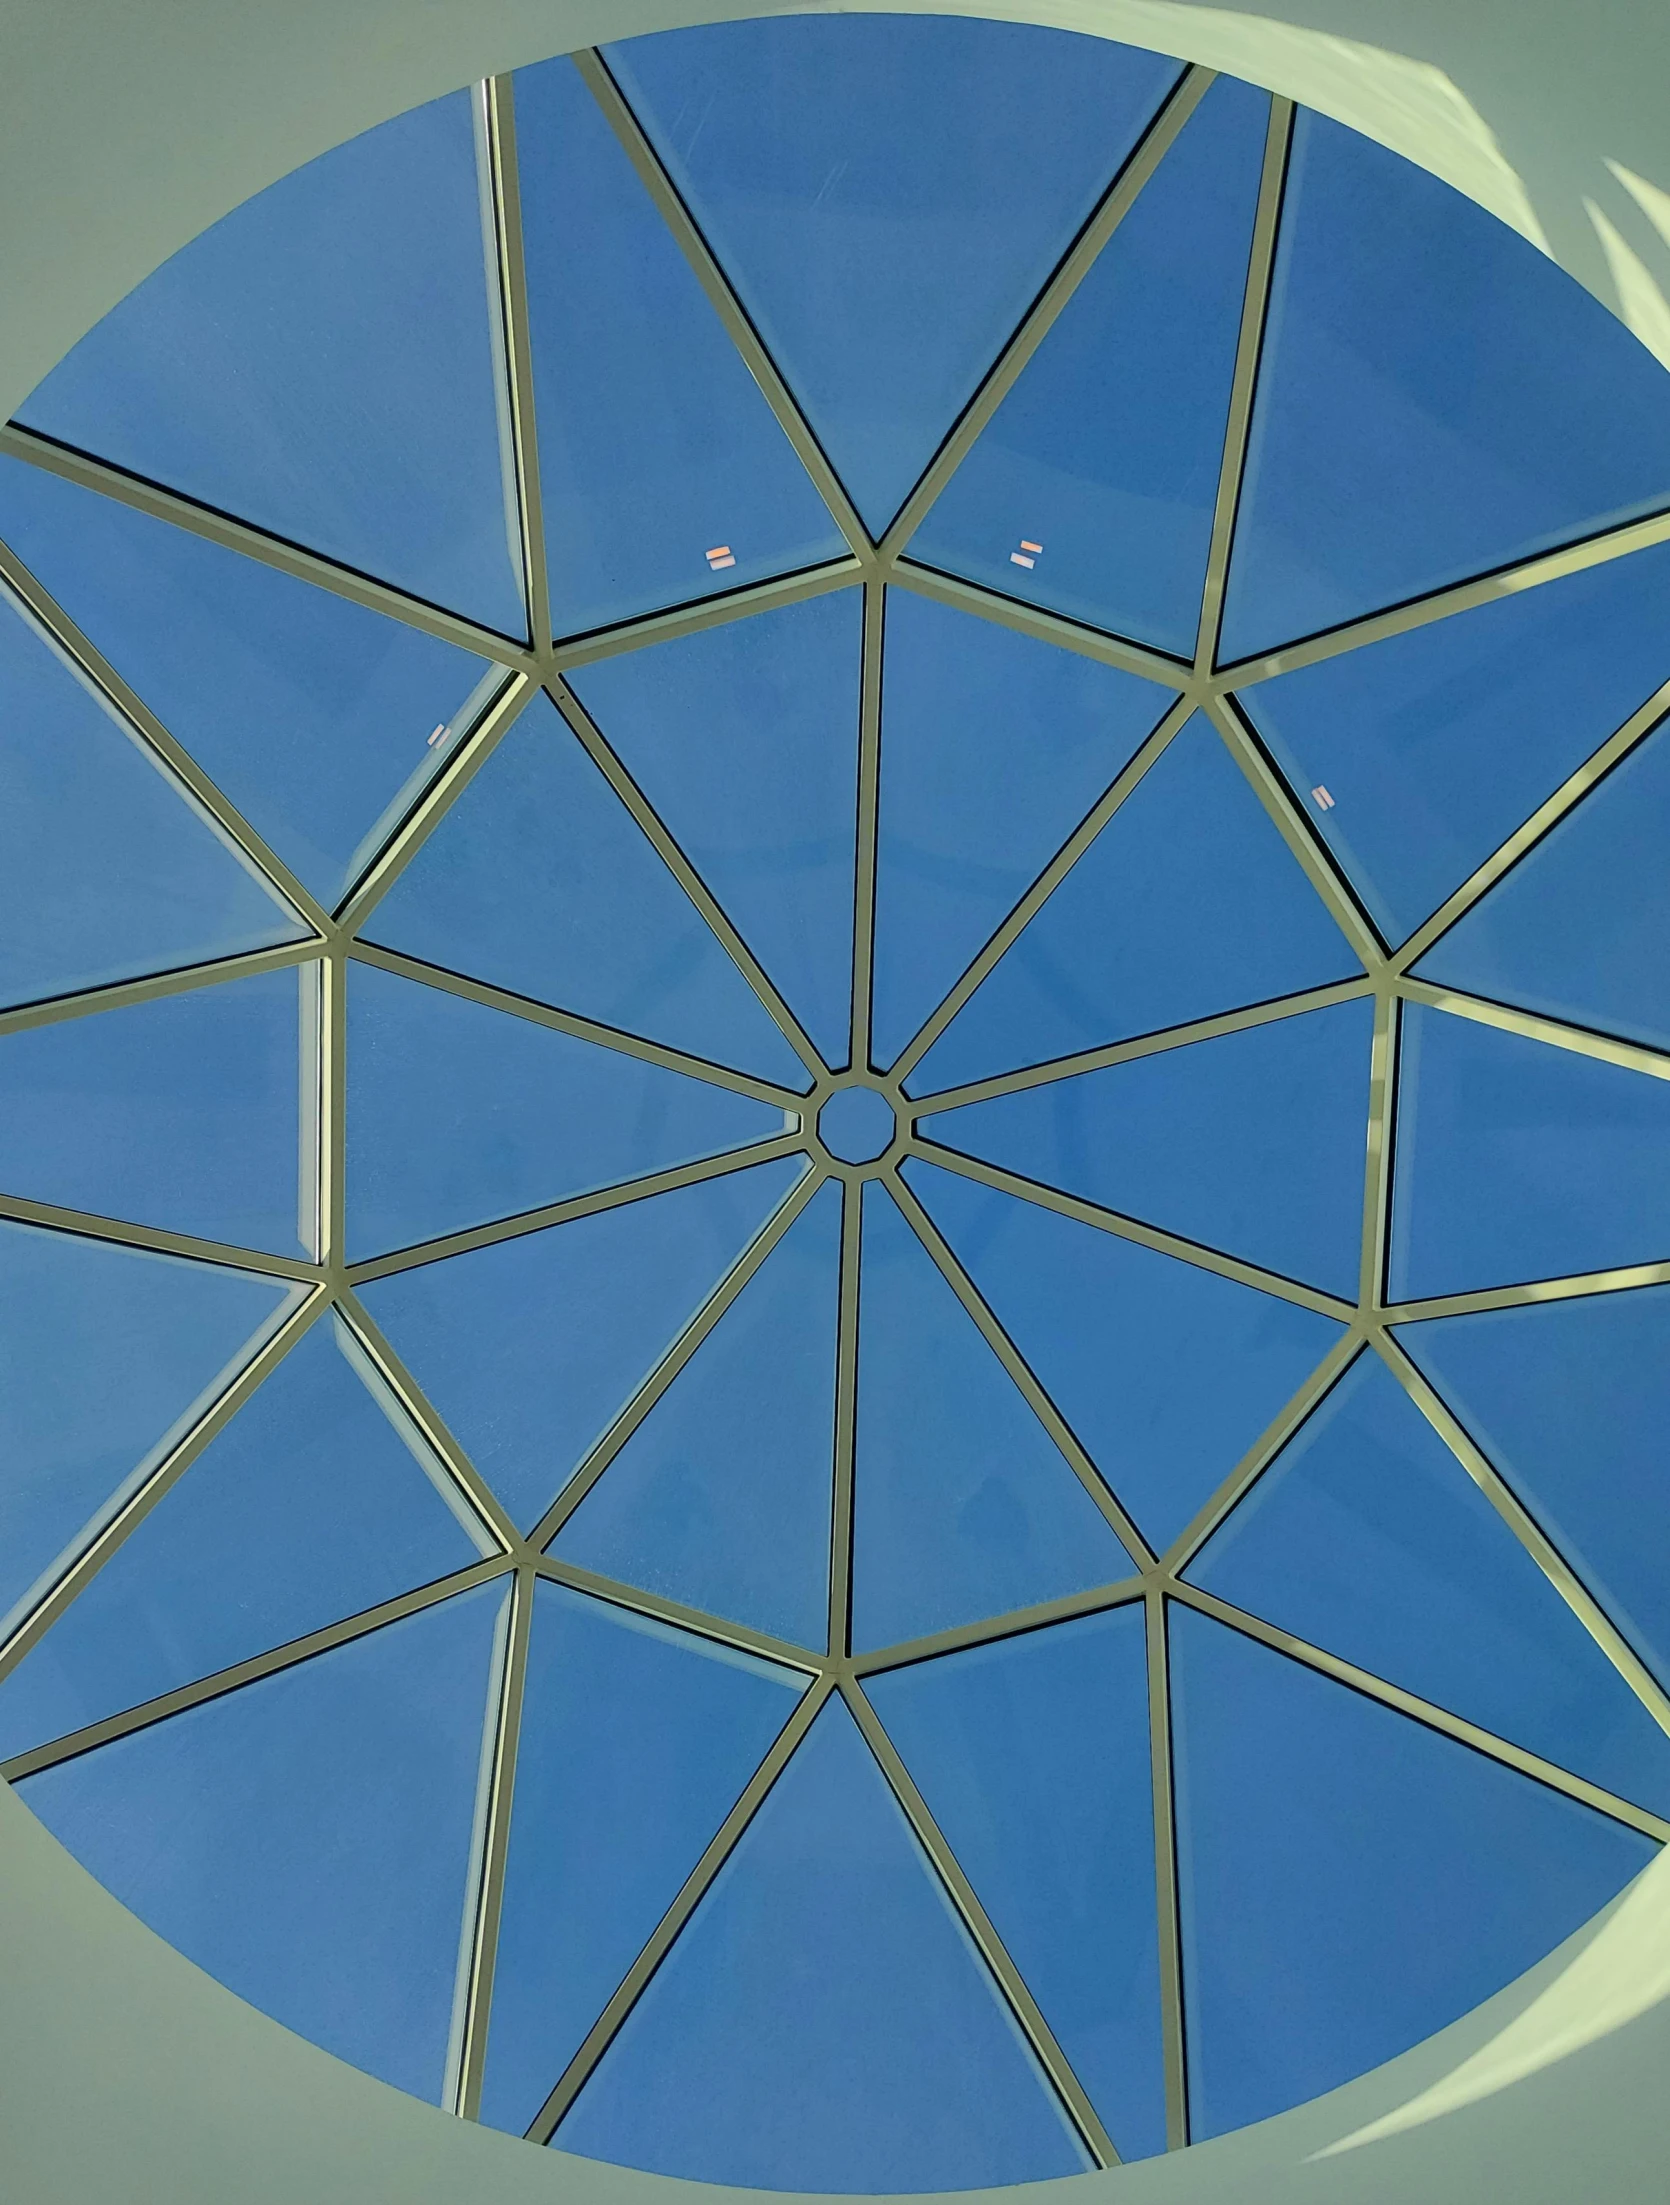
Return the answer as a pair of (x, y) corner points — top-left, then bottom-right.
(6, 2), (1670, 2198)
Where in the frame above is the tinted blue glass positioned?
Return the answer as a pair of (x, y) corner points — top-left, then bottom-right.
(1237, 538), (1670, 943)
(554, 1182), (840, 1650)
(0, 1315), (487, 1760)
(360, 1160), (802, 1533)
(555, 1697), (1087, 2189)
(924, 999), (1373, 1299)
(852, 1183), (1133, 1650)
(0, 1225), (291, 1633)
(867, 1608), (1164, 2158)
(1418, 723), (1670, 1049)
(19, 1587), (506, 2100)
(912, 713), (1359, 1094)
(1170, 1604), (1656, 2139)
(872, 592), (1173, 1071)
(0, 966), (309, 1254)
(0, 456), (500, 906)
(514, 57), (842, 637)
(907, 1157), (1344, 1552)
(482, 1583), (804, 2134)
(1222, 114), (1670, 658)
(817, 1085), (897, 1164)
(911, 78), (1268, 655)
(363, 694), (806, 1088)
(1390, 1005), (1670, 1299)
(0, 590), (301, 1007)
(18, 95), (523, 636)
(1190, 1353), (1670, 1814)
(568, 594), (861, 1069)
(345, 963), (782, 1258)
(606, 17), (1182, 535)
(1403, 1288), (1670, 1690)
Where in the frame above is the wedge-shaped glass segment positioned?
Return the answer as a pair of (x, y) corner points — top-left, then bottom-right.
(0, 1225), (292, 1634)
(363, 693), (807, 1088)
(0, 1315), (489, 1761)
(1221, 114), (1670, 659)
(910, 714), (1359, 1095)
(1237, 538), (1670, 944)
(910, 77), (1269, 656)
(17, 1586), (506, 2101)
(1417, 723), (1670, 1050)
(17, 95), (524, 637)
(567, 594), (861, 1070)
(923, 999), (1373, 1300)
(867, 1607), (1164, 2158)
(481, 1583), (805, 2135)
(554, 1696), (1088, 2189)
(0, 965), (311, 1255)
(1189, 1352), (1670, 1814)
(907, 1158), (1344, 1552)
(1403, 1288), (1670, 1691)
(1390, 1005), (1670, 1300)
(873, 594), (1173, 1073)
(1170, 1604), (1656, 2140)
(553, 1181), (840, 1651)
(345, 964), (783, 1258)
(514, 56), (843, 638)
(0, 457), (501, 907)
(605, 17), (1182, 536)
(0, 589), (302, 1006)
(852, 1183), (1133, 1650)
(360, 1159), (802, 1533)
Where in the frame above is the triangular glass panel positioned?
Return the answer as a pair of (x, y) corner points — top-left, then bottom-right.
(0, 587), (303, 1008)
(1417, 721), (1670, 1049)
(910, 712), (1360, 1095)
(852, 1181), (1134, 1651)
(0, 965), (312, 1255)
(513, 56), (844, 638)
(344, 963), (784, 1259)
(0, 455), (502, 908)
(1401, 1286), (1670, 1692)
(922, 998), (1374, 1300)
(1189, 1351), (1670, 1815)
(553, 1696), (1088, 2189)
(1390, 1004), (1670, 1300)
(0, 1313), (490, 1761)
(18, 1585), (507, 2101)
(552, 1181), (841, 1651)
(360, 1158), (803, 1534)
(906, 1157), (1345, 1553)
(1220, 113), (1670, 659)
(17, 94), (525, 637)
(605, 16), (1184, 536)
(872, 591), (1175, 1073)
(910, 76), (1270, 657)
(1169, 1604), (1655, 2139)
(867, 1606), (1165, 2158)
(567, 593), (862, 1071)
(1236, 535), (1670, 945)
(481, 1582), (806, 2135)
(0, 1223), (293, 1634)
(362, 692), (807, 1088)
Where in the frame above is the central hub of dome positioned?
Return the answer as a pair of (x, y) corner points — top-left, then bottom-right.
(816, 1082), (898, 1166)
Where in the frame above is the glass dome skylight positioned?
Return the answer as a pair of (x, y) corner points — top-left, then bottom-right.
(4, 11), (1670, 2192)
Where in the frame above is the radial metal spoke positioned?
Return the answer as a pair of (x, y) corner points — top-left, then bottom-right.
(534, 1554), (823, 1677)
(1385, 1258), (1670, 1326)
(1396, 976), (1670, 1083)
(555, 558), (865, 669)
(850, 1576), (1146, 1678)
(0, 1192), (320, 1281)
(0, 942), (323, 1040)
(1146, 1590), (1190, 2149)
(828, 1177), (863, 1661)
(1359, 988), (1400, 1312)
(850, 582), (886, 1072)
(479, 76), (549, 653)
(887, 560), (1191, 689)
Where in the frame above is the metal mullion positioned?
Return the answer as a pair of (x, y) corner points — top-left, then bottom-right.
(1396, 975), (1670, 1084)
(479, 77), (549, 651)
(0, 1191), (319, 1280)
(554, 560), (865, 671)
(524, 1673), (833, 2144)
(1359, 989), (1400, 1311)
(0, 941), (322, 1040)
(534, 1554), (823, 1677)
(887, 561), (1191, 689)
(850, 1577), (1146, 1678)
(1168, 1578), (1670, 1842)
(880, 67), (1217, 561)
(850, 582), (885, 1071)
(842, 1675), (1120, 2167)
(828, 1176), (864, 1661)
(886, 1165), (1153, 1564)
(1145, 1589), (1189, 2149)
(0, 423), (543, 672)
(316, 944), (347, 1277)
(573, 49), (872, 561)
(1386, 1259), (1670, 1326)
